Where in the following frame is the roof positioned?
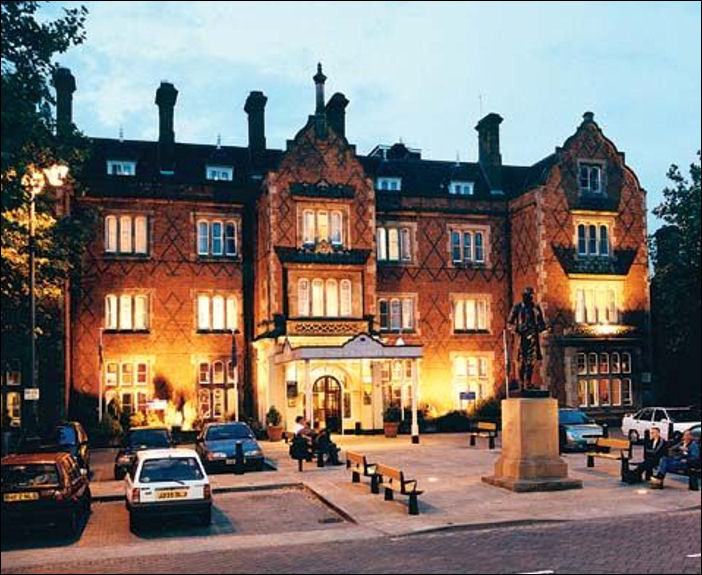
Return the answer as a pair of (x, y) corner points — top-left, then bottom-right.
(135, 448), (199, 461)
(1, 452), (71, 465)
(129, 426), (170, 432)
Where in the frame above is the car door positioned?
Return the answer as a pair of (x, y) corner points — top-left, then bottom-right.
(653, 409), (671, 440)
(635, 408), (653, 435)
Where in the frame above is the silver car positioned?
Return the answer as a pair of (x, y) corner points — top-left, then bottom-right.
(559, 409), (605, 451)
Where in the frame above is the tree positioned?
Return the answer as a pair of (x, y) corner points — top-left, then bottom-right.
(650, 152), (701, 405)
(1, 1), (91, 426)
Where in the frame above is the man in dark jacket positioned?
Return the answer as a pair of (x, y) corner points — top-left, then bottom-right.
(630, 426), (667, 482)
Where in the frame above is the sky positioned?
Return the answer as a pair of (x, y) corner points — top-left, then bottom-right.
(48, 1), (701, 232)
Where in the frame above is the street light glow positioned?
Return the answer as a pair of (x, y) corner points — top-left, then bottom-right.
(43, 164), (69, 187)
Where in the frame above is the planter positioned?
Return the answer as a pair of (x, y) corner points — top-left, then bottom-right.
(383, 421), (399, 438)
(267, 425), (284, 442)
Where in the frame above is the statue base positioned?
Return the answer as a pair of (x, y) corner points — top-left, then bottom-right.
(481, 397), (582, 493)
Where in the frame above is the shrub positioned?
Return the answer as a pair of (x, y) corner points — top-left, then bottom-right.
(471, 397), (501, 421)
(92, 413), (123, 447)
(434, 410), (472, 432)
(383, 405), (401, 423)
(266, 406), (282, 427)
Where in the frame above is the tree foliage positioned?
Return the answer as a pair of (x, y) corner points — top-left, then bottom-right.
(650, 152), (701, 405)
(1, 1), (91, 417)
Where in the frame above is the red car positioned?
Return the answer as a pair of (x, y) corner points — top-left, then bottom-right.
(1, 452), (91, 536)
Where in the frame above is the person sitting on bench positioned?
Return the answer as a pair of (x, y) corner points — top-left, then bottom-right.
(650, 430), (700, 489)
(314, 428), (343, 466)
(630, 426), (668, 482)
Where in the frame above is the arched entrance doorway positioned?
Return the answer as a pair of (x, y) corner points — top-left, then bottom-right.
(312, 376), (342, 433)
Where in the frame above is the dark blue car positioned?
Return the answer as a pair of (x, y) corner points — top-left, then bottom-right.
(195, 422), (265, 472)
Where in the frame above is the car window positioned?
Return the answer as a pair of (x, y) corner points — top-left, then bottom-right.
(653, 409), (667, 422)
(138, 457), (204, 483)
(56, 425), (78, 445)
(129, 429), (171, 449)
(637, 408), (653, 420)
(559, 411), (592, 425)
(205, 424), (253, 441)
(2, 464), (60, 488)
(666, 409), (701, 422)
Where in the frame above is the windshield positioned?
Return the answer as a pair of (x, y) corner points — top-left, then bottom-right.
(129, 429), (171, 449)
(55, 426), (77, 445)
(666, 409), (701, 422)
(138, 457), (204, 483)
(205, 424), (253, 441)
(559, 411), (593, 425)
(2, 464), (60, 488)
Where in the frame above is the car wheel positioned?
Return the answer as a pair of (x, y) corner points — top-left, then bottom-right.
(628, 430), (640, 444)
(129, 512), (140, 533)
(114, 467), (126, 480)
(63, 508), (79, 537)
(199, 507), (212, 527)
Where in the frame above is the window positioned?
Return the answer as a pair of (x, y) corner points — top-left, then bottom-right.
(105, 216), (117, 253)
(105, 214), (148, 255)
(317, 211), (329, 242)
(579, 163), (602, 194)
(106, 363), (118, 386)
(453, 297), (489, 331)
(136, 363), (148, 385)
(105, 294), (150, 332)
(330, 211), (343, 245)
(576, 350), (633, 407)
(450, 228), (487, 264)
(197, 360), (235, 420)
(301, 208), (344, 247)
(205, 165), (233, 181)
(197, 295), (238, 331)
(298, 279), (310, 316)
(119, 216), (132, 253)
(303, 210), (315, 245)
(449, 181), (474, 195)
(340, 280), (352, 317)
(377, 226), (412, 263)
(121, 363), (133, 386)
(453, 355), (490, 405)
(575, 221), (610, 257)
(6, 391), (21, 422)
(326, 280), (339, 317)
(213, 361), (225, 384)
(378, 296), (414, 332)
(106, 160), (136, 176)
(376, 177), (401, 191)
(312, 279), (324, 317)
(197, 219), (238, 257)
(575, 286), (618, 324)
(103, 361), (149, 389)
(199, 362), (210, 384)
(134, 216), (148, 254)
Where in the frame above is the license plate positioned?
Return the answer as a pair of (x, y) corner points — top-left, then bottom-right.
(156, 489), (188, 500)
(225, 458), (236, 465)
(586, 438), (598, 444)
(3, 492), (39, 502)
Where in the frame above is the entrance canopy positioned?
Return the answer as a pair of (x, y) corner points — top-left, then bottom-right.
(273, 333), (423, 364)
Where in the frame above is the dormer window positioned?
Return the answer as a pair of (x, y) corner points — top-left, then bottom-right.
(107, 160), (136, 177)
(376, 177), (402, 191)
(206, 165), (233, 182)
(579, 162), (603, 194)
(449, 181), (474, 196)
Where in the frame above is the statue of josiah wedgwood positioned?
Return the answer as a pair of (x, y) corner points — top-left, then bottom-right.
(507, 286), (548, 390)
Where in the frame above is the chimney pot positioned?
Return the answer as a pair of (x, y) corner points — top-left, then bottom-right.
(244, 91), (267, 161)
(475, 112), (503, 192)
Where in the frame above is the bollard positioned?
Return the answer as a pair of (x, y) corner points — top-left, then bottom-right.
(317, 449), (325, 468)
(234, 441), (245, 475)
(298, 458), (303, 472)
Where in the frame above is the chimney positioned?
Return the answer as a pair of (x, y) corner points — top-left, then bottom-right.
(244, 91), (267, 158)
(326, 92), (349, 139)
(475, 112), (503, 167)
(53, 67), (76, 138)
(313, 62), (327, 114)
(155, 81), (178, 173)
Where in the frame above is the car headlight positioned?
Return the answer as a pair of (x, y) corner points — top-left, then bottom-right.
(565, 430), (578, 440)
(207, 452), (227, 460)
(246, 449), (263, 458)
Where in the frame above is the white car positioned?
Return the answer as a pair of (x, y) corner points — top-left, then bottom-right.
(125, 448), (211, 531)
(622, 407), (701, 443)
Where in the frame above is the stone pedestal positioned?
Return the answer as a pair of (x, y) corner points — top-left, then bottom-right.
(482, 398), (582, 492)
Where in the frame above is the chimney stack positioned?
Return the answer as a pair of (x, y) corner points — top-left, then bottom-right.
(313, 62), (327, 114)
(326, 92), (349, 139)
(53, 67), (76, 138)
(475, 112), (503, 167)
(155, 81), (178, 173)
(244, 91), (267, 159)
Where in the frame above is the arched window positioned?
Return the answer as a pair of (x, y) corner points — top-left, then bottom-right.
(105, 216), (117, 253)
(119, 294), (132, 330)
(400, 228), (411, 261)
(588, 224), (597, 254)
(388, 228), (399, 260)
(134, 295), (149, 330)
(330, 211), (343, 245)
(303, 210), (315, 245)
(599, 225), (609, 256)
(197, 295), (210, 330)
(463, 232), (472, 262)
(340, 280), (352, 317)
(298, 279), (310, 316)
(312, 279), (324, 316)
(326, 279), (339, 317)
(317, 211), (329, 242)
(105, 294), (118, 329)
(577, 224), (587, 255)
(134, 216), (148, 254)
(376, 227), (387, 260)
(390, 299), (402, 330)
(211, 221), (223, 255)
(212, 295), (225, 330)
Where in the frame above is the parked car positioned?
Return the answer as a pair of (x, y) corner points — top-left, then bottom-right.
(622, 407), (701, 443)
(125, 448), (211, 531)
(18, 421), (91, 472)
(195, 422), (265, 472)
(1, 452), (91, 536)
(558, 409), (606, 451)
(114, 426), (174, 480)
(687, 423), (700, 442)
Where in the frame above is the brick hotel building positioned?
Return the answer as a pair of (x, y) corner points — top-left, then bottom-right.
(7, 65), (650, 432)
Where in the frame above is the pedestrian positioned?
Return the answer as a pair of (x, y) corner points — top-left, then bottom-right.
(628, 426), (667, 482)
(650, 430), (700, 489)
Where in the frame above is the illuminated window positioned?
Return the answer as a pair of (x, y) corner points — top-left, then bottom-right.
(226, 297), (237, 331)
(205, 165), (233, 181)
(575, 286), (617, 324)
(599, 379), (610, 405)
(330, 211), (343, 245)
(377, 226), (412, 263)
(6, 391), (21, 422)
(390, 299), (402, 330)
(326, 279), (339, 317)
(212, 295), (225, 330)
(453, 355), (491, 406)
(303, 210), (315, 245)
(578, 379), (587, 407)
(136, 363), (148, 386)
(449, 181), (474, 195)
(119, 216), (132, 253)
(199, 362), (210, 384)
(312, 279), (324, 316)
(212, 361), (225, 384)
(105, 216), (117, 253)
(197, 294), (238, 331)
(340, 280), (352, 317)
(105, 362), (118, 386)
(121, 363), (133, 386)
(611, 379), (621, 406)
(453, 297), (489, 331)
(212, 389), (225, 418)
(134, 295), (149, 330)
(298, 279), (310, 316)
(134, 216), (148, 254)
(388, 228), (399, 260)
(197, 295), (210, 330)
(105, 295), (118, 329)
(119, 295), (132, 330)
(577, 351), (633, 407)
(376, 177), (401, 191)
(376, 227), (387, 260)
(317, 211), (329, 242)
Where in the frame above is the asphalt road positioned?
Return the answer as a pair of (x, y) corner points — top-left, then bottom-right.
(2, 508), (700, 574)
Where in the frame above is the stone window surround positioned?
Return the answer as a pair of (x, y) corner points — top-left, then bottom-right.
(446, 222), (491, 267)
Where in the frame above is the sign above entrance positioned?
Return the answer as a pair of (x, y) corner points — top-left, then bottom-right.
(23, 388), (40, 401)
(459, 391), (476, 401)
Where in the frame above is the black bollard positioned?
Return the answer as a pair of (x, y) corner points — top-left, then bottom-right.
(234, 441), (245, 475)
(298, 458), (303, 472)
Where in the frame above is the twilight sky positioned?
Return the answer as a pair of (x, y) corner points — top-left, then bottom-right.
(48, 1), (701, 232)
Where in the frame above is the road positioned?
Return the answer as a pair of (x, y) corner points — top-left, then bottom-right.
(2, 508), (700, 574)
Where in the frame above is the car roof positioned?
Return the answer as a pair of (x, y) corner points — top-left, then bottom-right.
(129, 426), (169, 432)
(2, 452), (71, 466)
(136, 448), (198, 461)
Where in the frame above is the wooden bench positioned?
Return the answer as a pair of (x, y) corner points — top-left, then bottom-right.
(376, 463), (423, 515)
(586, 437), (632, 480)
(346, 451), (379, 494)
(468, 421), (498, 449)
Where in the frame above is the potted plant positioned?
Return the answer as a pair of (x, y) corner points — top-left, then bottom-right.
(266, 406), (284, 442)
(383, 406), (401, 438)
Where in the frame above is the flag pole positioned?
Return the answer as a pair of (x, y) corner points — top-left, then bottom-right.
(503, 328), (510, 399)
(98, 327), (104, 423)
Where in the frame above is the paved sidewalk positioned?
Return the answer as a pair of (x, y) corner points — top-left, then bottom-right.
(91, 433), (701, 536)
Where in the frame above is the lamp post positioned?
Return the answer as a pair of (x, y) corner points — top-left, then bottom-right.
(23, 165), (69, 435)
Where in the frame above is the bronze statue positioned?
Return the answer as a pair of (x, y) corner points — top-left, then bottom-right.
(507, 286), (547, 390)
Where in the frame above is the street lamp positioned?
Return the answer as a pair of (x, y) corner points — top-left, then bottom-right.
(22, 164), (69, 435)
